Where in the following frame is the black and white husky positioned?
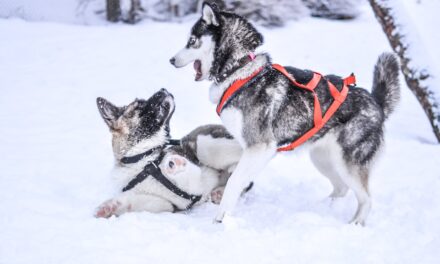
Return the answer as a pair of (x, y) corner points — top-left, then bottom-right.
(170, 2), (401, 225)
(95, 88), (242, 217)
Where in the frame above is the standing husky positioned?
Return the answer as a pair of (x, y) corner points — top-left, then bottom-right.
(170, 2), (400, 225)
(95, 88), (242, 217)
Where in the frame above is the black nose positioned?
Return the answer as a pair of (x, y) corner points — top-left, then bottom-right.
(169, 57), (176, 65)
(159, 88), (173, 98)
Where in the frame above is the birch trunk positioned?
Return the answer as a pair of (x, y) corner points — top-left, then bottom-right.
(369, 0), (440, 142)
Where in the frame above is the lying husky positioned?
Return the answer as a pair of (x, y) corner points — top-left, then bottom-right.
(95, 88), (242, 217)
(170, 2), (401, 225)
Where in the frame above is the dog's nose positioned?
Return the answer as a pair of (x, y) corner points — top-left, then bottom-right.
(169, 57), (176, 66)
(159, 88), (173, 98)
(96, 97), (105, 106)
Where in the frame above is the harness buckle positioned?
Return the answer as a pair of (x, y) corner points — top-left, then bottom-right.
(344, 73), (356, 86)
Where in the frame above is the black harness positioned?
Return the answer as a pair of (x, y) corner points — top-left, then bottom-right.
(120, 140), (202, 211)
(120, 139), (181, 164)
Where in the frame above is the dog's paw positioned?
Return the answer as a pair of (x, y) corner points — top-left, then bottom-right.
(349, 215), (366, 226)
(95, 200), (123, 218)
(213, 211), (225, 224)
(210, 187), (225, 204)
(328, 187), (348, 199)
(161, 154), (187, 176)
(349, 219), (366, 226)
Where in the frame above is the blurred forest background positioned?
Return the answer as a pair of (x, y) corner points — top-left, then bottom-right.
(0, 0), (361, 26)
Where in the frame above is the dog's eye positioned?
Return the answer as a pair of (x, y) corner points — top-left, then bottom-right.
(168, 161), (175, 169)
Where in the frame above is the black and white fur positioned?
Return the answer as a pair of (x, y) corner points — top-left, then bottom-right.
(95, 88), (242, 217)
(170, 2), (401, 225)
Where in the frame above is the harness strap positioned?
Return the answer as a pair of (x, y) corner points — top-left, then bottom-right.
(216, 63), (356, 152)
(122, 161), (202, 210)
(120, 139), (181, 164)
(122, 168), (150, 192)
(148, 162), (202, 203)
(167, 139), (181, 146)
(216, 66), (264, 115)
(276, 66), (354, 152)
(120, 146), (162, 164)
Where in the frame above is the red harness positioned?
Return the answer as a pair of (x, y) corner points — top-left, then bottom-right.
(216, 64), (356, 152)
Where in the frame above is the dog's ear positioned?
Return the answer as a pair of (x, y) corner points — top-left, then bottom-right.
(122, 100), (138, 118)
(202, 2), (219, 26)
(96, 97), (122, 129)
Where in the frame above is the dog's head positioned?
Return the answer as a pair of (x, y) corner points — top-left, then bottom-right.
(169, 1), (263, 82)
(97, 88), (175, 160)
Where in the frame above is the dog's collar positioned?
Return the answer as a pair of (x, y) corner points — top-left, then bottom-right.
(122, 154), (202, 210)
(120, 146), (163, 164)
(120, 139), (181, 164)
(214, 53), (256, 83)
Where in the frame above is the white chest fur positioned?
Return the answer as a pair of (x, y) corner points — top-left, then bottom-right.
(220, 108), (247, 148)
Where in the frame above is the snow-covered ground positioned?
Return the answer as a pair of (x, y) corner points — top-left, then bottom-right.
(1, 3), (440, 264)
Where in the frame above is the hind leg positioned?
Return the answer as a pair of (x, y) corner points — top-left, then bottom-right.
(333, 99), (384, 225)
(310, 146), (348, 199)
(315, 132), (373, 225)
(336, 165), (371, 225)
(332, 146), (371, 225)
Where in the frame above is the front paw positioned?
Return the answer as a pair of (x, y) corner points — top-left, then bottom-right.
(95, 199), (123, 218)
(213, 211), (225, 223)
(210, 187), (225, 204)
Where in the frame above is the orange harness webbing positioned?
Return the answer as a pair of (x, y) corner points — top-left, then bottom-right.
(216, 64), (356, 152)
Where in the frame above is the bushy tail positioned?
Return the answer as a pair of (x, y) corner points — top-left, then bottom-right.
(371, 53), (401, 119)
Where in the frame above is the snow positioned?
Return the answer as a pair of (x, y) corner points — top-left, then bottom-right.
(1, 3), (440, 264)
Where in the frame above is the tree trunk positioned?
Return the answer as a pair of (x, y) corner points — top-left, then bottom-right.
(369, 0), (440, 142)
(106, 0), (121, 22)
(127, 0), (142, 24)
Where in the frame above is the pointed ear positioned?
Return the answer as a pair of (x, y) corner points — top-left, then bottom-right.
(96, 97), (122, 129)
(202, 2), (219, 26)
(123, 100), (138, 117)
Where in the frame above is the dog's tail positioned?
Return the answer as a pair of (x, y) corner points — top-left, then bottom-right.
(371, 52), (401, 119)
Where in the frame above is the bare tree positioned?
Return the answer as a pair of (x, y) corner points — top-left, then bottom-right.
(106, 0), (121, 22)
(127, 0), (144, 24)
(369, 0), (440, 142)
(304, 0), (361, 20)
(227, 0), (309, 27)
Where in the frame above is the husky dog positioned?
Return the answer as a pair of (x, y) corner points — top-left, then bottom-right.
(170, 2), (400, 225)
(95, 88), (242, 217)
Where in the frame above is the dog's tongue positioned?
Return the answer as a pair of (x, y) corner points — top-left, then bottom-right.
(193, 60), (202, 81)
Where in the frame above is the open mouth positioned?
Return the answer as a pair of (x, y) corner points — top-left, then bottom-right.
(162, 96), (175, 117)
(193, 60), (202, 81)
